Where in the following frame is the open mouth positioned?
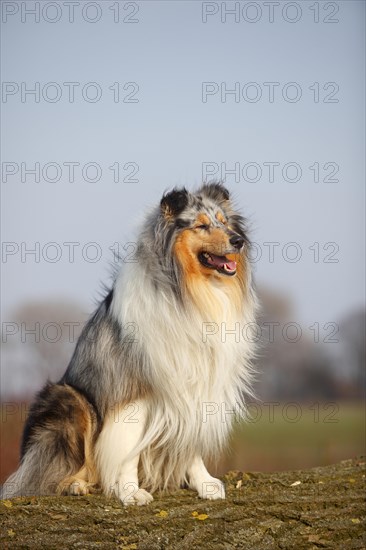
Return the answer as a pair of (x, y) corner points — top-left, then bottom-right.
(198, 251), (237, 276)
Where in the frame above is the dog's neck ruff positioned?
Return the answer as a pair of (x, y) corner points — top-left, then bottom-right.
(112, 260), (256, 464)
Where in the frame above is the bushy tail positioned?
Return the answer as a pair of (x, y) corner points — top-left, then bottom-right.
(1, 382), (97, 499)
(1, 444), (74, 499)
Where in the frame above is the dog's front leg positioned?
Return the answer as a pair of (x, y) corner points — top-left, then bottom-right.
(96, 400), (153, 506)
(187, 456), (226, 500)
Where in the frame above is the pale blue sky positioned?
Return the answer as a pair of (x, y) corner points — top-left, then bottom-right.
(1, 0), (365, 325)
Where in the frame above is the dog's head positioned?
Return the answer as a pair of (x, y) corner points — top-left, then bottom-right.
(160, 183), (249, 281)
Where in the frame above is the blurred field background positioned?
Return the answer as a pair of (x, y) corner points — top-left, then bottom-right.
(220, 402), (365, 474)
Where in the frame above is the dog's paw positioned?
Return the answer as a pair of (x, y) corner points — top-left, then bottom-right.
(57, 477), (91, 496)
(196, 477), (226, 500)
(118, 484), (154, 506)
(68, 479), (90, 496)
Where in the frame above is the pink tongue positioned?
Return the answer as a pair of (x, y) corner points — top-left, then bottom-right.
(209, 255), (236, 270)
(224, 260), (237, 271)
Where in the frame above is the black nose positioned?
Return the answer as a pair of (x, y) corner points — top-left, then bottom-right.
(229, 234), (245, 250)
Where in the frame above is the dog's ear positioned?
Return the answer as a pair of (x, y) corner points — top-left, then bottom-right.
(161, 188), (189, 219)
(200, 182), (230, 203)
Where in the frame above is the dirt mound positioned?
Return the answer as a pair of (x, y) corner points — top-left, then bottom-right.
(1, 458), (365, 549)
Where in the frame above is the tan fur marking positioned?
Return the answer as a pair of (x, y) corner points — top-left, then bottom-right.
(57, 385), (99, 495)
(195, 213), (210, 227)
(215, 211), (226, 224)
(174, 230), (203, 278)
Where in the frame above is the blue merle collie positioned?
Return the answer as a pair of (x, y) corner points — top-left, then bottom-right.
(2, 183), (257, 505)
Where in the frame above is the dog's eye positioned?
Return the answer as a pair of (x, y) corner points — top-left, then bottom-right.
(196, 224), (210, 230)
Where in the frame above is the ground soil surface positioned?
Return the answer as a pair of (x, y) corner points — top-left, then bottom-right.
(1, 458), (365, 549)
